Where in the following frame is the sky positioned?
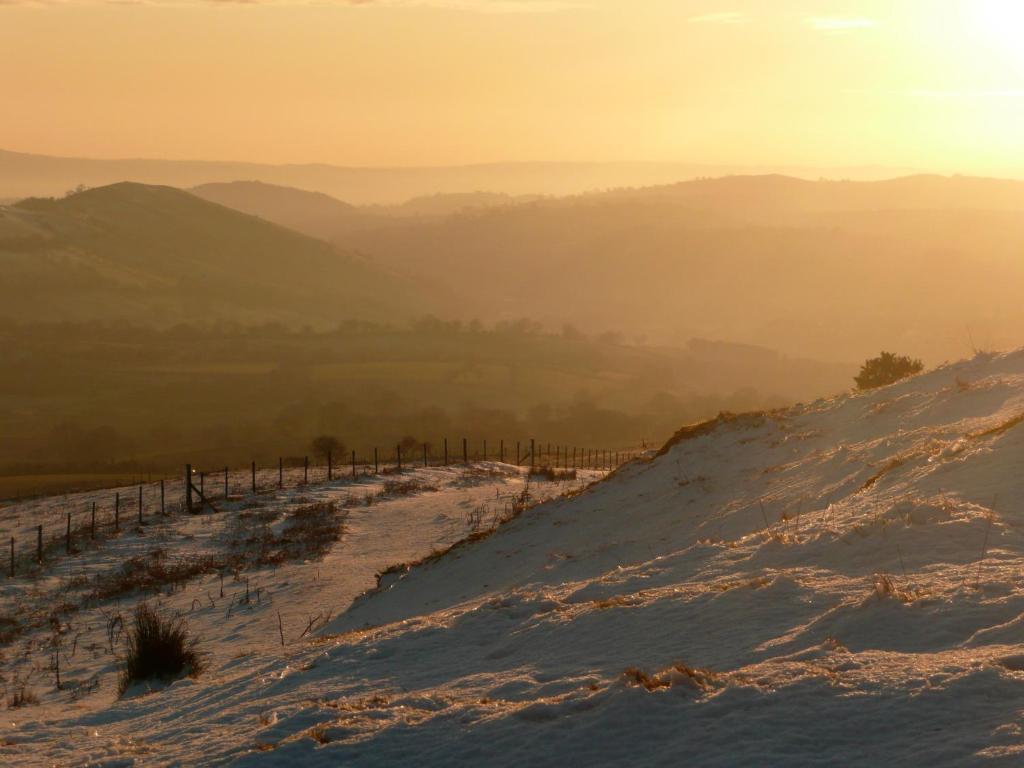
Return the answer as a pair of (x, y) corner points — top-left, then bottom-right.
(1, 0), (1022, 174)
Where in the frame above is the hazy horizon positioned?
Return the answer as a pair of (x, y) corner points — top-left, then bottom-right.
(3, 0), (1023, 177)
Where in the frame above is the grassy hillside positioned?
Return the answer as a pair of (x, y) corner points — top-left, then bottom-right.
(0, 182), (432, 326)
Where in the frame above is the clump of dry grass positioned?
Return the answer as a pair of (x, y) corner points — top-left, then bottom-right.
(231, 501), (343, 566)
(0, 615), (22, 645)
(529, 466), (577, 482)
(872, 573), (923, 603)
(308, 726), (331, 745)
(89, 550), (222, 602)
(623, 664), (721, 693)
(7, 686), (38, 709)
(860, 455), (907, 491)
(119, 603), (205, 694)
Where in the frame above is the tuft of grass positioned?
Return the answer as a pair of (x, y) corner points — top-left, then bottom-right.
(7, 687), (38, 709)
(529, 466), (577, 482)
(308, 726), (331, 745)
(118, 604), (205, 694)
(90, 550), (221, 602)
(623, 664), (721, 693)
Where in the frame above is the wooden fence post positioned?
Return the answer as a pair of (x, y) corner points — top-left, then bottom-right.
(115, 492), (120, 532)
(304, 456), (308, 484)
(516, 441), (521, 466)
(530, 439), (536, 469)
(138, 485), (143, 525)
(352, 450), (356, 479)
(463, 438), (468, 464)
(223, 467), (228, 499)
(185, 464), (193, 515)
(252, 461), (257, 493)
(327, 451), (332, 481)
(160, 479), (165, 515)
(423, 443), (428, 467)
(500, 439), (504, 464)
(444, 438), (449, 466)
(483, 439), (487, 462)
(278, 457), (283, 489)
(397, 444), (402, 472)
(374, 447), (379, 474)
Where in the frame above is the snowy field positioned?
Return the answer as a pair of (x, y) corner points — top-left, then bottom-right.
(4, 348), (1024, 766)
(0, 463), (603, 765)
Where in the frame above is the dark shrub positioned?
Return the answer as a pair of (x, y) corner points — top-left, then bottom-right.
(119, 604), (204, 694)
(854, 352), (923, 390)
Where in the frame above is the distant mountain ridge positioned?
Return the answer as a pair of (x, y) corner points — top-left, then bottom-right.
(0, 147), (920, 204)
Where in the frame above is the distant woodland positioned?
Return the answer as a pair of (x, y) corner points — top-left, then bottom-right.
(0, 319), (850, 478)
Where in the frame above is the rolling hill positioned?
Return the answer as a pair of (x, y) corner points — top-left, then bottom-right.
(0, 182), (432, 327)
(327, 175), (1024, 364)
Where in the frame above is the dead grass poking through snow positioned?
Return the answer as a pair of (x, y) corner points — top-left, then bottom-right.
(872, 573), (924, 603)
(623, 664), (722, 693)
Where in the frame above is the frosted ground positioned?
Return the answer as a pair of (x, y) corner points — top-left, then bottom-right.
(4, 348), (1024, 766)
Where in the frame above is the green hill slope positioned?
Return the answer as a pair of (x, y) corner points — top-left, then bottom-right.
(0, 183), (430, 326)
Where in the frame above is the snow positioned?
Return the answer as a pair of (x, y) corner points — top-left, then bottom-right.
(4, 348), (1024, 766)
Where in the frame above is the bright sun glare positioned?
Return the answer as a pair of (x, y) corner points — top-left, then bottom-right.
(971, 0), (1024, 73)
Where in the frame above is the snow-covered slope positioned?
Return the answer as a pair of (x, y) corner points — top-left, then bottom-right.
(7, 349), (1024, 766)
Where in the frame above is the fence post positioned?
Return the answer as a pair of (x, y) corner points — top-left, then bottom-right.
(279, 457), (283, 489)
(304, 456), (308, 484)
(352, 450), (356, 479)
(500, 439), (504, 464)
(374, 447), (378, 474)
(91, 502), (96, 539)
(483, 439), (487, 462)
(185, 464), (193, 514)
(37, 525), (42, 564)
(66, 512), (71, 554)
(138, 485), (143, 525)
(160, 479), (165, 515)
(115, 492), (120, 531)
(328, 451), (333, 481)
(444, 438), (448, 466)
(530, 439), (536, 469)
(463, 438), (468, 464)
(423, 443), (428, 467)
(516, 441), (521, 466)
(224, 467), (228, 499)
(397, 444), (402, 472)
(572, 447), (577, 468)
(252, 461), (257, 493)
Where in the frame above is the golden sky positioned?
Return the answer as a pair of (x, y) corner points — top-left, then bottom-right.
(1, 0), (1022, 173)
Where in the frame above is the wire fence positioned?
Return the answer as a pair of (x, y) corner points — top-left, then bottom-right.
(3, 437), (643, 578)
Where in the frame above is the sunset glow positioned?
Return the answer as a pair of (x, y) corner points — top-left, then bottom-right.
(0, 0), (1021, 175)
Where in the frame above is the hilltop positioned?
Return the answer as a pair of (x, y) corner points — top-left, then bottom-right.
(0, 182), (430, 327)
